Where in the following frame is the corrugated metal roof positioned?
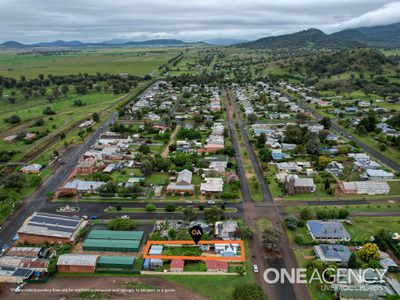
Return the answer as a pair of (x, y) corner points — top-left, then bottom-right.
(97, 256), (135, 265)
(88, 230), (144, 241)
(57, 254), (99, 266)
(83, 239), (140, 249)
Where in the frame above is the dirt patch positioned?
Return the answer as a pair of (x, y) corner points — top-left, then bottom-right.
(1, 276), (206, 300)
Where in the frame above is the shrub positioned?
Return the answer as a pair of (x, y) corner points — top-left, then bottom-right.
(285, 215), (299, 231)
(145, 204), (156, 212)
(165, 204), (176, 212)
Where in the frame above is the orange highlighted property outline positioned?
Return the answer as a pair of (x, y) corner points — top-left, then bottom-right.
(143, 240), (245, 261)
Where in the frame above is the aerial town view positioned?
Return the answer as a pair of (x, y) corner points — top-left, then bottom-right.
(0, 1), (399, 299)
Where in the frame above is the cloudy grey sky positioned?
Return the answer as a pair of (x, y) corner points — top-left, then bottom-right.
(0, 0), (399, 43)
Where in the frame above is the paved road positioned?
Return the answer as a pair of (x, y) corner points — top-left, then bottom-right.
(281, 89), (400, 172)
(39, 201), (244, 219)
(223, 90), (310, 300)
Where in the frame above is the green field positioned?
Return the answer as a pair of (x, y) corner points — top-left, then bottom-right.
(0, 49), (180, 78)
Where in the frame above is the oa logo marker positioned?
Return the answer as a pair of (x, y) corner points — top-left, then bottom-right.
(189, 225), (203, 245)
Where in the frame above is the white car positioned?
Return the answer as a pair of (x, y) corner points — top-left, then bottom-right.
(81, 215), (88, 220)
(185, 200), (193, 204)
(121, 215), (130, 220)
(253, 264), (259, 273)
(15, 283), (25, 294)
(207, 200), (216, 204)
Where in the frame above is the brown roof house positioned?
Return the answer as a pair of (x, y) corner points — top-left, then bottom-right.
(166, 169), (195, 196)
(57, 254), (99, 273)
(284, 175), (315, 195)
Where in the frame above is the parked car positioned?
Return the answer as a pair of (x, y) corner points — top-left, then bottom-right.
(81, 215), (88, 220)
(15, 283), (25, 294)
(121, 215), (130, 220)
(89, 216), (98, 220)
(207, 200), (215, 204)
(185, 200), (193, 204)
(253, 264), (259, 273)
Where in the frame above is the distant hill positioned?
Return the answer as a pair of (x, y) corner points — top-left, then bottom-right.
(32, 40), (87, 47)
(238, 28), (362, 50)
(204, 39), (249, 46)
(0, 41), (26, 48)
(332, 22), (400, 47)
(0, 39), (202, 48)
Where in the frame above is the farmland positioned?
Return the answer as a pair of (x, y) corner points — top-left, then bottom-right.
(0, 48), (180, 78)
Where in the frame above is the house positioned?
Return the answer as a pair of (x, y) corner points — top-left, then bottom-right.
(313, 244), (351, 265)
(326, 161), (344, 176)
(0, 256), (49, 273)
(276, 162), (300, 173)
(215, 244), (239, 256)
(143, 259), (163, 270)
(3, 134), (18, 143)
(60, 180), (105, 195)
(17, 212), (88, 244)
(364, 169), (395, 180)
(215, 221), (239, 240)
(170, 259), (184, 272)
(206, 260), (228, 272)
(307, 220), (351, 242)
(200, 177), (224, 196)
(338, 181), (390, 195)
(284, 175), (315, 195)
(75, 157), (97, 175)
(20, 164), (42, 174)
(57, 254), (99, 273)
(166, 169), (195, 195)
(5, 247), (47, 259)
(271, 149), (288, 161)
(0, 266), (33, 283)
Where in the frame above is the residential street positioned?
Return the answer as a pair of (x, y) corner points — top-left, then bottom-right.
(223, 89), (310, 300)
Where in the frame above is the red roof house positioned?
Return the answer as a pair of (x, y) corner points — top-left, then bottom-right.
(205, 260), (228, 272)
(170, 259), (184, 272)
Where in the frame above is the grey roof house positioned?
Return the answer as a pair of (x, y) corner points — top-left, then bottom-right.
(307, 220), (351, 242)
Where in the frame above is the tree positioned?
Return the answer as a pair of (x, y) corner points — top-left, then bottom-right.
(3, 173), (27, 188)
(165, 204), (176, 212)
(359, 243), (380, 262)
(107, 218), (137, 230)
(43, 106), (56, 115)
(305, 132), (321, 155)
(262, 227), (281, 252)
(138, 143), (151, 154)
(247, 113), (258, 123)
(347, 252), (361, 268)
(140, 160), (153, 177)
(183, 206), (196, 223)
(5, 114), (21, 124)
(285, 215), (299, 231)
(145, 204), (156, 212)
(92, 112), (100, 122)
(316, 156), (331, 171)
(374, 229), (393, 252)
(204, 206), (223, 223)
(300, 207), (313, 220)
(284, 125), (302, 144)
(338, 208), (349, 219)
(97, 181), (118, 197)
(320, 117), (331, 129)
(256, 133), (266, 149)
(232, 283), (265, 300)
(61, 84), (69, 97)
